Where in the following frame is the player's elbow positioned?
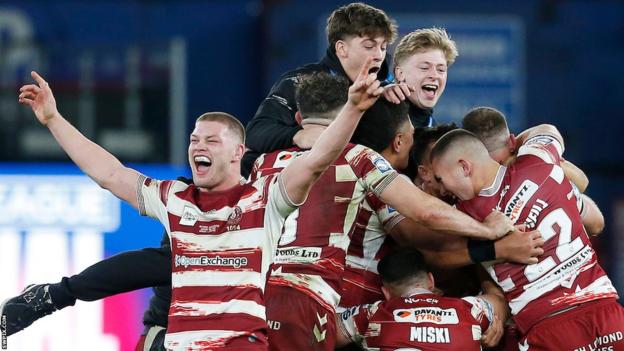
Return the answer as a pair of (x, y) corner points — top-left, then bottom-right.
(585, 215), (605, 236)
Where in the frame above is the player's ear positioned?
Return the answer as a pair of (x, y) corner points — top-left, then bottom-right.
(427, 272), (435, 290)
(508, 134), (518, 153)
(381, 286), (392, 301)
(335, 40), (347, 58)
(232, 143), (245, 162)
(459, 159), (471, 177)
(394, 65), (405, 82)
(295, 111), (303, 126)
(392, 133), (402, 153)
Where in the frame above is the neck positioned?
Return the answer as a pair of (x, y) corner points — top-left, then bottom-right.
(401, 286), (432, 297)
(380, 148), (399, 169)
(301, 118), (332, 127)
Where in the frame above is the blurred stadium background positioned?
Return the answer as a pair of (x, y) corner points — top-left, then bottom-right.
(0, 1), (622, 350)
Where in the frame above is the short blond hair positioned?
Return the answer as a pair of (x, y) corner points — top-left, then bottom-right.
(393, 27), (458, 67)
(196, 112), (245, 144)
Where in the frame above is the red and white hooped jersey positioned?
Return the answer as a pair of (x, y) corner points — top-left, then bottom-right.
(251, 144), (399, 312)
(138, 173), (296, 350)
(340, 191), (403, 308)
(339, 289), (493, 351)
(456, 134), (618, 334)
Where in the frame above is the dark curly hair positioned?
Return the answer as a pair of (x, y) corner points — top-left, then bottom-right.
(295, 72), (349, 120)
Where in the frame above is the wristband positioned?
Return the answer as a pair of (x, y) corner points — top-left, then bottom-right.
(467, 239), (496, 263)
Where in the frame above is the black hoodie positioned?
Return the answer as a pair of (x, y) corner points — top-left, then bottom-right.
(241, 48), (392, 177)
(242, 49), (435, 177)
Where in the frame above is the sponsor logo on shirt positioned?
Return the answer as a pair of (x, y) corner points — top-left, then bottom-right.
(175, 254), (248, 268)
(503, 180), (538, 223)
(274, 246), (322, 264)
(393, 307), (459, 324)
(179, 206), (199, 226)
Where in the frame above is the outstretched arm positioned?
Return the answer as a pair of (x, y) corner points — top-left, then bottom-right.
(19, 71), (140, 208)
(379, 176), (514, 240)
(280, 57), (384, 204)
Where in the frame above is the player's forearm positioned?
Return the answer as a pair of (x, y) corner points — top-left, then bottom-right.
(305, 102), (362, 172)
(581, 194), (605, 236)
(412, 200), (496, 239)
(381, 177), (500, 239)
(281, 103), (362, 204)
(391, 219), (466, 251)
(46, 113), (138, 204)
(561, 160), (589, 192)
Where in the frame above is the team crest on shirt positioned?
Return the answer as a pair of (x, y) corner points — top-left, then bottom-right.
(179, 206), (199, 226)
(371, 155), (392, 173)
(226, 206), (243, 230)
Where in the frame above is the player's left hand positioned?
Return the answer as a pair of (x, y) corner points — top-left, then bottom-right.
(481, 315), (504, 348)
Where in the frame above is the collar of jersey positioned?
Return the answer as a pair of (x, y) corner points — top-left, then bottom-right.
(479, 165), (507, 197)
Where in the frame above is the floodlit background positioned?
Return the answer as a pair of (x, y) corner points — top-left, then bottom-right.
(1, 1), (623, 350)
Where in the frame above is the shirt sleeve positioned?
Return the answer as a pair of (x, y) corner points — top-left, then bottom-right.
(366, 192), (405, 232)
(338, 302), (380, 345)
(517, 134), (564, 165)
(261, 173), (300, 243)
(347, 146), (400, 197)
(461, 296), (495, 335)
(136, 175), (181, 227)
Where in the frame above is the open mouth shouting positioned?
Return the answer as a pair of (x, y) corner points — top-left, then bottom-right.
(194, 155), (212, 174)
(421, 84), (439, 100)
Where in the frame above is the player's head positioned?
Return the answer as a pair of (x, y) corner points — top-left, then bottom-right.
(294, 72), (349, 124)
(462, 106), (516, 165)
(408, 123), (458, 203)
(378, 247), (434, 299)
(429, 129), (494, 201)
(188, 112), (245, 190)
(327, 2), (398, 82)
(393, 28), (458, 109)
(351, 99), (413, 170)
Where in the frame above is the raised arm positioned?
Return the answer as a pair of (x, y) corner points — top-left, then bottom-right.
(19, 71), (140, 208)
(280, 57), (384, 204)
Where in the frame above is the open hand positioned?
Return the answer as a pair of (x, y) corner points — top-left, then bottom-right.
(496, 228), (544, 264)
(18, 71), (59, 126)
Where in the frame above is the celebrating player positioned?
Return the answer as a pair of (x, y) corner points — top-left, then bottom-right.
(429, 128), (624, 350)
